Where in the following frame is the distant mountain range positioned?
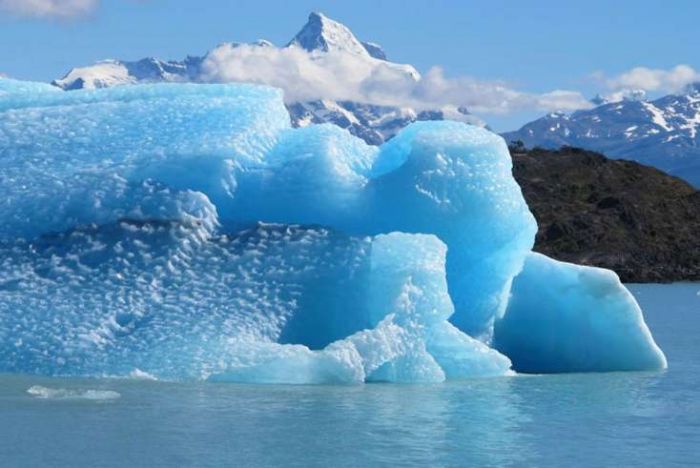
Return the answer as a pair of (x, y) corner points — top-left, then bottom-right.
(51, 12), (700, 186)
(503, 86), (700, 187)
(52, 12), (484, 145)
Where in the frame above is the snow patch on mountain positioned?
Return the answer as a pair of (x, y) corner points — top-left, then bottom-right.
(642, 101), (673, 131)
(54, 60), (134, 90)
(53, 57), (202, 90)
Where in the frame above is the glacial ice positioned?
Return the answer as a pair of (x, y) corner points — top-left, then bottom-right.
(0, 222), (509, 382)
(494, 253), (668, 373)
(228, 121), (537, 339)
(0, 78), (666, 382)
(0, 80), (288, 240)
(0, 78), (59, 96)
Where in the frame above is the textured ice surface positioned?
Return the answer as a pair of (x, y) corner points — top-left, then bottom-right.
(226, 121), (537, 338)
(0, 78), (60, 97)
(0, 81), (288, 240)
(0, 222), (510, 382)
(494, 253), (667, 373)
(1, 80), (535, 338)
(0, 80), (665, 382)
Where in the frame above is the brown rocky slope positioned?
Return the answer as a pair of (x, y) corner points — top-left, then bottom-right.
(511, 145), (700, 282)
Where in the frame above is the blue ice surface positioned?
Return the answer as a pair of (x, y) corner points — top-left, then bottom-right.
(228, 121), (537, 339)
(494, 253), (667, 372)
(0, 78), (666, 382)
(0, 222), (510, 383)
(0, 77), (60, 97)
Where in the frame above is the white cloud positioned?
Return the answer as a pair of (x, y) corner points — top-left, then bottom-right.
(0, 0), (97, 18)
(603, 65), (700, 94)
(199, 43), (591, 115)
(599, 88), (647, 103)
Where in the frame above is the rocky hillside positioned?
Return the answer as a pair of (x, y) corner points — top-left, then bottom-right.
(512, 145), (700, 282)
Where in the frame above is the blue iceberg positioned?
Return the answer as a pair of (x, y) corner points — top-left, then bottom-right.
(494, 253), (667, 373)
(0, 78), (666, 382)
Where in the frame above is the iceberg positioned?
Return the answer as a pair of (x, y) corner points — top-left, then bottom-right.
(494, 253), (668, 373)
(0, 78), (666, 382)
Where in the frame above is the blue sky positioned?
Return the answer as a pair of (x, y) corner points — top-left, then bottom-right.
(1, 0), (699, 131)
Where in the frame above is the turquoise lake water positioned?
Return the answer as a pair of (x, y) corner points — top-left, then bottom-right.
(1, 283), (698, 467)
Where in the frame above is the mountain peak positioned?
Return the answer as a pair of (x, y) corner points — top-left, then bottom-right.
(287, 12), (371, 57)
(622, 89), (647, 102)
(590, 94), (610, 106)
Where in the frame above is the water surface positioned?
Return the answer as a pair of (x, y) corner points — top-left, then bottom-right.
(1, 283), (698, 467)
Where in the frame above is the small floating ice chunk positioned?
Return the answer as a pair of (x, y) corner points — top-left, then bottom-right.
(128, 368), (158, 381)
(494, 253), (668, 373)
(27, 385), (121, 400)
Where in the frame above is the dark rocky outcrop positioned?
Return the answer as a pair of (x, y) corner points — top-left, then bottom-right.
(511, 145), (700, 282)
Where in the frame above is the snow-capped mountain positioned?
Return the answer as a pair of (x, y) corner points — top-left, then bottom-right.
(52, 12), (483, 144)
(503, 84), (700, 187)
(54, 56), (202, 90)
(287, 100), (478, 145)
(287, 11), (384, 59)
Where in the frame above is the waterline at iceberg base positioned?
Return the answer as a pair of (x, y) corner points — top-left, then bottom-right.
(0, 79), (667, 383)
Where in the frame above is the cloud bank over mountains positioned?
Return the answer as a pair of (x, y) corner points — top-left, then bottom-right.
(199, 42), (591, 115)
(594, 65), (700, 102)
(10, 6), (698, 119)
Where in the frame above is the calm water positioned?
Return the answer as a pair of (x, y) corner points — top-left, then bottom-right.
(1, 283), (698, 467)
